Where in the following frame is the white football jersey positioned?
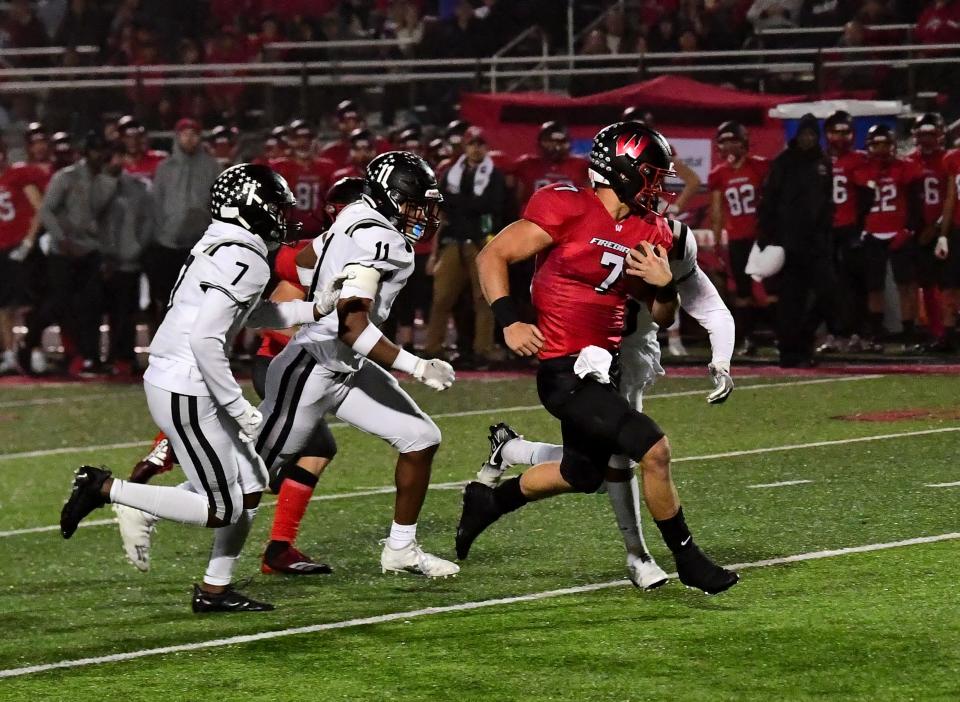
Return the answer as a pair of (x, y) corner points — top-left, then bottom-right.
(145, 220), (271, 396)
(291, 200), (413, 373)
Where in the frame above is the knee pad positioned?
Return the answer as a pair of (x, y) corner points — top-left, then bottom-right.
(396, 416), (442, 454)
(615, 411), (666, 463)
(559, 454), (606, 494)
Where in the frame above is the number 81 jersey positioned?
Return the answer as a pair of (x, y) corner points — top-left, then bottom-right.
(290, 200), (413, 373)
(524, 183), (674, 360)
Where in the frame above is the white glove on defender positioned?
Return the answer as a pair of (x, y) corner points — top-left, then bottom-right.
(313, 271), (355, 317)
(413, 358), (455, 391)
(935, 236), (949, 261)
(707, 363), (734, 404)
(233, 403), (263, 443)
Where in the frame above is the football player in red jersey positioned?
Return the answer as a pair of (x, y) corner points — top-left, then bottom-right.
(112, 176), (365, 574)
(208, 124), (239, 169)
(853, 123), (924, 347)
(269, 119), (337, 237)
(936, 140), (960, 350)
(511, 121), (590, 209)
(457, 121), (738, 595)
(906, 113), (949, 350)
(823, 110), (871, 351)
(330, 127), (378, 181)
(0, 142), (46, 374)
(708, 121), (770, 355)
(257, 125), (289, 164)
(118, 116), (166, 189)
(318, 100), (391, 168)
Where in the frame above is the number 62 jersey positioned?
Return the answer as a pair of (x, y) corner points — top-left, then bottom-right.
(290, 200), (413, 373)
(523, 183), (673, 360)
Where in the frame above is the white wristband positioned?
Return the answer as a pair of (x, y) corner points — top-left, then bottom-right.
(351, 323), (384, 356)
(392, 347), (420, 374)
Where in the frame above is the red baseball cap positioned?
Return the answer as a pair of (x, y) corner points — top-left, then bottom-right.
(463, 126), (486, 144)
(175, 118), (201, 133)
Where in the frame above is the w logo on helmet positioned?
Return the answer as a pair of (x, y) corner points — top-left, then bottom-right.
(616, 133), (649, 159)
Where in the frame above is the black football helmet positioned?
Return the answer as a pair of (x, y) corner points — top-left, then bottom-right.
(865, 123), (895, 161)
(322, 176), (366, 227)
(716, 120), (748, 145)
(589, 121), (675, 216)
(913, 112), (945, 153)
(824, 110), (854, 151)
(210, 163), (298, 248)
(364, 151), (442, 244)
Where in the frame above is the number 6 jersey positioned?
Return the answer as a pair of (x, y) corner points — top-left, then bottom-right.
(523, 183), (673, 360)
(290, 200), (413, 373)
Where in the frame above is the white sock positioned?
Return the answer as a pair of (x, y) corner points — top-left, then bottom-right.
(204, 507), (257, 587)
(606, 472), (651, 561)
(501, 439), (564, 467)
(387, 521), (417, 550)
(110, 479), (208, 526)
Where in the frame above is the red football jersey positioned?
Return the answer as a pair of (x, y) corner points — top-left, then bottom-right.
(830, 150), (868, 228)
(707, 155), (768, 241)
(123, 151), (166, 188)
(0, 164), (46, 249)
(330, 164), (364, 182)
(270, 156), (337, 236)
(256, 238), (312, 358)
(524, 183), (674, 360)
(944, 149), (960, 227)
(512, 154), (590, 207)
(318, 136), (391, 169)
(906, 149), (948, 227)
(853, 157), (923, 237)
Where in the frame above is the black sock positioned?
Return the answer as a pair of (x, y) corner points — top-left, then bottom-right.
(493, 476), (528, 515)
(901, 320), (916, 343)
(945, 326), (957, 347)
(654, 506), (695, 555)
(869, 312), (885, 339)
(284, 465), (319, 488)
(264, 540), (290, 559)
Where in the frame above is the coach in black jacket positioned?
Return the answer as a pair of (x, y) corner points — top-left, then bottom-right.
(758, 113), (835, 367)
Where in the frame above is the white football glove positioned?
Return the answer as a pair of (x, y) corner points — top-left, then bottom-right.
(413, 358), (455, 391)
(313, 271), (355, 317)
(234, 403), (263, 443)
(935, 236), (949, 260)
(707, 362), (734, 404)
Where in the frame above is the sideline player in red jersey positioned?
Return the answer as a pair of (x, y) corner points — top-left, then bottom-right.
(318, 100), (391, 168)
(905, 113), (948, 349)
(511, 121), (589, 208)
(269, 119), (337, 237)
(853, 123), (923, 347)
(936, 140), (960, 350)
(112, 177), (365, 574)
(457, 121), (738, 595)
(118, 116), (166, 189)
(708, 121), (770, 355)
(0, 142), (47, 374)
(330, 127), (379, 181)
(822, 110), (870, 351)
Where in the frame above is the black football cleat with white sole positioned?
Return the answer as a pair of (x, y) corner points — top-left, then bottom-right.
(675, 545), (739, 595)
(191, 584), (275, 613)
(455, 481), (502, 560)
(476, 422), (520, 486)
(60, 465), (112, 539)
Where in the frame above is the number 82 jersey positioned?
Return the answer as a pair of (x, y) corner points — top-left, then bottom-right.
(524, 183), (673, 360)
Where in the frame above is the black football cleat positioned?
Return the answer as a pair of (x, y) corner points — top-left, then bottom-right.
(191, 584), (275, 613)
(60, 465), (112, 539)
(261, 543), (333, 575)
(675, 545), (739, 595)
(455, 481), (502, 560)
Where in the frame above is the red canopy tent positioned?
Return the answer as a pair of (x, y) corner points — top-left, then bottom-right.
(460, 75), (804, 162)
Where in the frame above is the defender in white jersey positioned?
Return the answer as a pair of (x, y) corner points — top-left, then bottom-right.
(257, 151), (460, 578)
(475, 218), (735, 589)
(61, 164), (327, 612)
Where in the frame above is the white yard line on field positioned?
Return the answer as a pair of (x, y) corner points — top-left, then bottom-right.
(0, 530), (956, 680)
(0, 390), (141, 409)
(747, 479), (814, 488)
(0, 374), (881, 463)
(3, 426), (957, 540)
(925, 481), (960, 488)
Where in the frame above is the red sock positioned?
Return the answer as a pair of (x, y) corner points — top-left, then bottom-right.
(269, 468), (317, 545)
(923, 287), (944, 338)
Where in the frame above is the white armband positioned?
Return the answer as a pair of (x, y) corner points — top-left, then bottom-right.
(296, 265), (314, 288)
(340, 264), (382, 299)
(351, 323), (384, 356)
